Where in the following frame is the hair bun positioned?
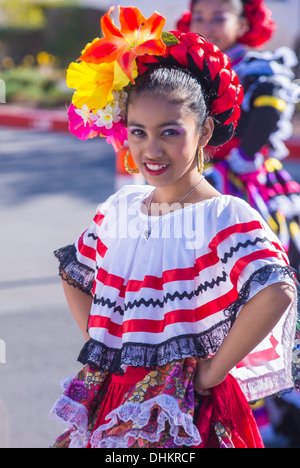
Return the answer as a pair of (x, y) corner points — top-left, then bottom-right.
(137, 31), (243, 146)
(240, 0), (276, 47)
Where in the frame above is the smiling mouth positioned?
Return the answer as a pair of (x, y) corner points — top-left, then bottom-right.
(143, 163), (169, 176)
(145, 163), (168, 171)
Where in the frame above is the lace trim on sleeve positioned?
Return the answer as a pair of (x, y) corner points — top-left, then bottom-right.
(77, 264), (300, 395)
(54, 244), (94, 296)
(225, 264), (300, 394)
(224, 264), (297, 319)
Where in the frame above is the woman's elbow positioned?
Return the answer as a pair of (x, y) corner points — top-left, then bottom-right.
(268, 282), (295, 314)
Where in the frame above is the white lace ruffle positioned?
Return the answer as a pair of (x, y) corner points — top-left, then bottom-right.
(90, 393), (202, 448)
(49, 395), (90, 448)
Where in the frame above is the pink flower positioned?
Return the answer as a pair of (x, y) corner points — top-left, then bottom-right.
(68, 104), (101, 141)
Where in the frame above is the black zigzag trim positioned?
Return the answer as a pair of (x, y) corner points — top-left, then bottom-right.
(79, 264), (299, 377)
(91, 236), (270, 314)
(221, 236), (272, 265)
(93, 270), (228, 316)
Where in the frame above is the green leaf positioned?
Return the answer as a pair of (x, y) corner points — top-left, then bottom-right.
(161, 32), (180, 47)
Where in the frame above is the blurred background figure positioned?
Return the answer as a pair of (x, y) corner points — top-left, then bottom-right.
(176, 0), (300, 449)
(112, 1), (300, 71)
(176, 0), (300, 281)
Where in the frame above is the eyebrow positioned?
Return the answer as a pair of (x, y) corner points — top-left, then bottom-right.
(193, 9), (227, 14)
(127, 121), (183, 128)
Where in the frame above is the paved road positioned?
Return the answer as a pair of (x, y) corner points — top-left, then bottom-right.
(0, 127), (116, 448)
(1, 126), (300, 448)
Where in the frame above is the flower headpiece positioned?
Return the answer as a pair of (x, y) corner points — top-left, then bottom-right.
(177, 0), (276, 48)
(67, 6), (243, 152)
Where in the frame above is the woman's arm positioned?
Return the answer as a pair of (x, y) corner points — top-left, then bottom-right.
(61, 276), (93, 342)
(194, 282), (295, 392)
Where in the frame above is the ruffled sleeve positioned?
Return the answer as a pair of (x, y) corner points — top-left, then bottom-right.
(210, 197), (293, 305)
(210, 196), (299, 401)
(54, 214), (100, 296)
(54, 190), (121, 295)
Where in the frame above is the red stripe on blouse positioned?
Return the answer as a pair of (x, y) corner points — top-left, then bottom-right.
(88, 287), (239, 337)
(97, 238), (108, 258)
(230, 249), (288, 289)
(94, 244), (284, 297)
(88, 248), (288, 337)
(236, 333), (280, 369)
(95, 251), (219, 297)
(94, 212), (105, 226)
(209, 220), (265, 253)
(78, 230), (97, 262)
(84, 218), (288, 304)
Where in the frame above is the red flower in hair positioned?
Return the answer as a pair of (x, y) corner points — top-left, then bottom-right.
(239, 0), (276, 47)
(137, 31), (243, 130)
(176, 10), (192, 33)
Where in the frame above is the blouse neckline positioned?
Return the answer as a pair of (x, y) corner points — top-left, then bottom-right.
(138, 186), (222, 219)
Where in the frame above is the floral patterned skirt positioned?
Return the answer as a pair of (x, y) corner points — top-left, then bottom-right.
(49, 358), (264, 449)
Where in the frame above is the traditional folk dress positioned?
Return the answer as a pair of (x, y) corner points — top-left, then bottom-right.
(49, 186), (300, 448)
(204, 45), (300, 278)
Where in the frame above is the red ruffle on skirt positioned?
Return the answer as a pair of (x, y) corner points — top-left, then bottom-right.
(86, 367), (264, 449)
(86, 367), (150, 448)
(193, 373), (264, 448)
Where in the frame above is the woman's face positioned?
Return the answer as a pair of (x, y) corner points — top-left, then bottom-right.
(190, 0), (248, 51)
(127, 93), (212, 189)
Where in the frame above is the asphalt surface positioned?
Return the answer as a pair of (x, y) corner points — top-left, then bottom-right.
(1, 126), (300, 448)
(0, 127), (116, 448)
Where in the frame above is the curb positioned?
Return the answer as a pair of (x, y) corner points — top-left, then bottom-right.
(0, 105), (69, 133)
(1, 105), (300, 159)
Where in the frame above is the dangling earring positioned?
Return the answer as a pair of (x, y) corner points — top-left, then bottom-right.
(124, 150), (139, 174)
(197, 146), (204, 176)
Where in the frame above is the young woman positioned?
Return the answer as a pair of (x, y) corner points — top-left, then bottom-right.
(177, 0), (300, 279)
(49, 6), (300, 448)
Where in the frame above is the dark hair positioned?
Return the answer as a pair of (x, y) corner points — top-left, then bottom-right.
(126, 66), (233, 147)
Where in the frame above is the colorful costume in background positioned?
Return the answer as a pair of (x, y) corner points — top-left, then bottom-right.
(177, 0), (300, 278)
(204, 45), (300, 279)
(49, 6), (300, 448)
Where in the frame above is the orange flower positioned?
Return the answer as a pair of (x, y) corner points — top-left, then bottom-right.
(80, 6), (166, 83)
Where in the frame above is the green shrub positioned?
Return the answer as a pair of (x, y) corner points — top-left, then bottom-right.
(1, 66), (72, 108)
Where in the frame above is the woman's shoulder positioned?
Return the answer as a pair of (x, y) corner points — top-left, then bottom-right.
(199, 194), (252, 212)
(200, 194), (265, 227)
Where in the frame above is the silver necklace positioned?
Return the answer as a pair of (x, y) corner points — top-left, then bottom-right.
(144, 176), (205, 240)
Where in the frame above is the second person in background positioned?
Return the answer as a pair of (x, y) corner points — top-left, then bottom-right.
(177, 0), (300, 279)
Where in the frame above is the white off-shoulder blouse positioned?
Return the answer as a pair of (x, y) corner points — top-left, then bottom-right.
(55, 185), (300, 402)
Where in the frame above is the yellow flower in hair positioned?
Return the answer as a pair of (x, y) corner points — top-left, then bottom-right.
(66, 58), (136, 111)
